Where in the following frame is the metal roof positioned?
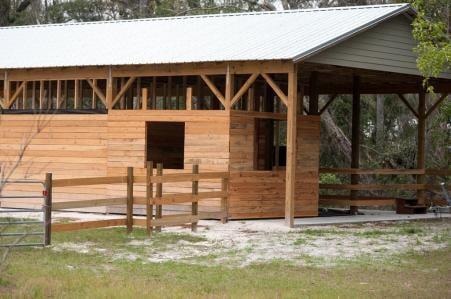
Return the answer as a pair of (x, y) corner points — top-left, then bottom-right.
(0, 4), (414, 69)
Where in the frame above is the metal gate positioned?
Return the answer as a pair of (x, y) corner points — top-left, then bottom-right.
(0, 177), (51, 248)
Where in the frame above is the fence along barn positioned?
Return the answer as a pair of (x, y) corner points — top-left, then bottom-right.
(0, 4), (450, 227)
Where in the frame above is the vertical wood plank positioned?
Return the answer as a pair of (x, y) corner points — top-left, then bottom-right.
(74, 79), (80, 109)
(309, 71), (319, 115)
(152, 76), (157, 109)
(191, 164), (199, 232)
(156, 163), (163, 232)
(186, 87), (192, 110)
(31, 81), (36, 110)
(285, 63), (298, 228)
(225, 66), (234, 111)
(22, 81), (27, 109)
(247, 87), (254, 111)
(136, 77), (141, 109)
(3, 71), (8, 105)
(56, 80), (62, 110)
(39, 80), (44, 110)
(142, 88), (148, 110)
(91, 79), (97, 109)
(127, 166), (134, 233)
(146, 161), (154, 236)
(106, 67), (113, 110)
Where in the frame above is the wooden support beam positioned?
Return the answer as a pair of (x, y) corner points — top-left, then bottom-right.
(350, 75), (361, 214)
(56, 80), (62, 109)
(191, 164), (199, 232)
(1, 71), (9, 109)
(224, 65), (234, 110)
(127, 167), (134, 233)
(112, 77), (136, 107)
(31, 81), (36, 110)
(231, 73), (259, 106)
(309, 71), (319, 115)
(186, 87), (192, 110)
(86, 79), (107, 106)
(152, 76), (157, 109)
(91, 79), (96, 109)
(417, 89), (426, 205)
(426, 93), (448, 118)
(200, 74), (226, 107)
(5, 81), (25, 109)
(106, 67), (113, 110)
(39, 80), (45, 110)
(397, 94), (419, 118)
(74, 79), (80, 109)
(285, 64), (298, 228)
(319, 94), (338, 115)
(142, 88), (148, 110)
(146, 161), (153, 236)
(22, 81), (27, 109)
(262, 73), (288, 106)
(247, 87), (255, 111)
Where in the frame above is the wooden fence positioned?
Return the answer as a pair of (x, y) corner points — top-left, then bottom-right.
(47, 162), (229, 241)
(319, 168), (450, 207)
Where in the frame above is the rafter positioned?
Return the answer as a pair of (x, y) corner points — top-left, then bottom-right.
(86, 79), (107, 106)
(112, 77), (136, 107)
(261, 73), (288, 106)
(231, 73), (259, 106)
(426, 93), (448, 118)
(200, 74), (225, 107)
(397, 94), (419, 118)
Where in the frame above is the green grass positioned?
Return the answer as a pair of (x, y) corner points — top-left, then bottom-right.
(0, 224), (449, 298)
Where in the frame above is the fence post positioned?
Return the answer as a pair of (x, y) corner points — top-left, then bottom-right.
(156, 163), (163, 232)
(221, 176), (229, 224)
(191, 164), (199, 232)
(44, 173), (52, 246)
(146, 161), (154, 236)
(127, 167), (134, 233)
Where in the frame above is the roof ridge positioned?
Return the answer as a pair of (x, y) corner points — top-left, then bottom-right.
(0, 3), (410, 31)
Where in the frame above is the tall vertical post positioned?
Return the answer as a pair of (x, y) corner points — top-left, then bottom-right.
(285, 64), (298, 227)
(3, 71), (9, 106)
(74, 79), (80, 109)
(152, 76), (157, 109)
(146, 161), (153, 236)
(309, 71), (319, 115)
(56, 80), (62, 110)
(225, 65), (234, 111)
(417, 89), (426, 204)
(126, 166), (134, 233)
(39, 80), (44, 110)
(22, 81), (27, 109)
(350, 75), (361, 214)
(31, 81), (36, 110)
(191, 164), (199, 232)
(91, 79), (96, 109)
(155, 163), (163, 232)
(106, 67), (113, 110)
(221, 176), (229, 223)
(44, 173), (52, 246)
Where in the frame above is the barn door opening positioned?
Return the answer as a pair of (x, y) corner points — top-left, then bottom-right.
(146, 121), (185, 169)
(254, 118), (286, 170)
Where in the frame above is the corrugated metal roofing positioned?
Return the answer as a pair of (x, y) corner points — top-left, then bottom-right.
(0, 4), (414, 69)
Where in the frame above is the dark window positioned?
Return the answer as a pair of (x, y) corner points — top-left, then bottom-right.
(254, 119), (286, 170)
(146, 121), (185, 169)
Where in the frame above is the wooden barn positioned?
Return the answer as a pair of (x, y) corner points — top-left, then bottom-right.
(0, 3), (449, 227)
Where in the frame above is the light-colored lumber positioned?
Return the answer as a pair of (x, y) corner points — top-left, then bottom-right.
(112, 77), (136, 107)
(52, 197), (126, 210)
(319, 168), (426, 175)
(262, 73), (288, 106)
(200, 74), (225, 107)
(86, 79), (107, 106)
(186, 87), (192, 110)
(231, 73), (259, 106)
(52, 176), (127, 187)
(52, 219), (126, 232)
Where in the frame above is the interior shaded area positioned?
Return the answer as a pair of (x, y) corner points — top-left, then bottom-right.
(146, 121), (185, 169)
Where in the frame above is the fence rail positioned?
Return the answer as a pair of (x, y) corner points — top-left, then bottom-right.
(42, 162), (229, 243)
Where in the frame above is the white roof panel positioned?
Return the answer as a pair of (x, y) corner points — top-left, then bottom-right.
(0, 4), (413, 69)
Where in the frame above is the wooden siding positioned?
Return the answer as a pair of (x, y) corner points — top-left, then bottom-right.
(0, 114), (109, 211)
(306, 15), (451, 79)
(228, 114), (320, 219)
(105, 110), (230, 215)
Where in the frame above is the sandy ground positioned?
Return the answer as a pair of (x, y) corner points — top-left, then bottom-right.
(2, 209), (450, 267)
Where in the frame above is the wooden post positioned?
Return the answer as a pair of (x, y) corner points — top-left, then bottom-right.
(22, 81), (27, 109)
(274, 101), (281, 169)
(152, 76), (157, 109)
(74, 79), (80, 109)
(417, 89), (426, 205)
(186, 87), (192, 110)
(56, 80), (62, 110)
(309, 71), (319, 115)
(31, 81), (36, 110)
(225, 65), (234, 111)
(191, 164), (199, 232)
(146, 161), (153, 236)
(3, 71), (8, 106)
(39, 80), (44, 110)
(156, 163), (163, 232)
(126, 166), (134, 233)
(221, 176), (229, 223)
(106, 67), (113, 110)
(247, 87), (254, 111)
(285, 64), (298, 228)
(48, 80), (52, 109)
(136, 77), (141, 109)
(142, 88), (148, 110)
(91, 79), (96, 109)
(350, 75), (361, 214)
(44, 173), (52, 246)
